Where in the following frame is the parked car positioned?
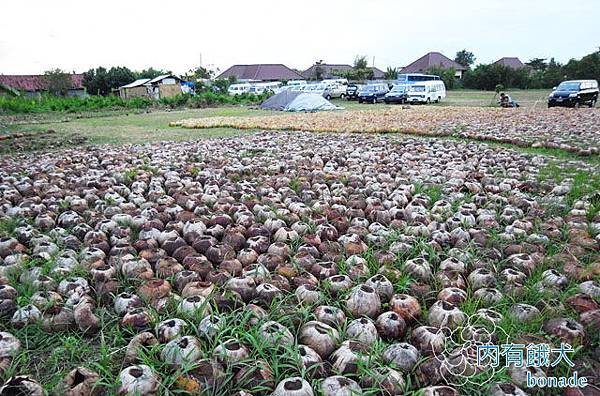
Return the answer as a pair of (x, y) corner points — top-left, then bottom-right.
(304, 84), (325, 95)
(346, 84), (358, 100)
(548, 80), (598, 108)
(357, 83), (389, 103)
(345, 84), (361, 100)
(323, 83), (346, 100)
(406, 80), (446, 104)
(384, 84), (409, 104)
(228, 83), (251, 96)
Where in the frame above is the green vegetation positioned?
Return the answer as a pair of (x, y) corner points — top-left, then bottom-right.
(82, 66), (171, 96)
(538, 163), (600, 219)
(462, 50), (600, 90)
(0, 92), (269, 115)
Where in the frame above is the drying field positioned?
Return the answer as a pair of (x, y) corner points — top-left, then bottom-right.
(173, 107), (600, 156)
(0, 114), (599, 395)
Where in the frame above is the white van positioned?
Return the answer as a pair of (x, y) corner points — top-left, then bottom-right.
(322, 82), (346, 99)
(287, 80), (307, 88)
(323, 78), (348, 86)
(406, 80), (446, 104)
(228, 83), (251, 96)
(249, 82), (281, 95)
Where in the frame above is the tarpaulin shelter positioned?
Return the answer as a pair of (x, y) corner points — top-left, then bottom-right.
(260, 91), (338, 112)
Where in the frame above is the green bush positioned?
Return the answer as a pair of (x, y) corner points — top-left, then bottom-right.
(462, 64), (531, 90)
(425, 66), (457, 89)
(0, 91), (268, 114)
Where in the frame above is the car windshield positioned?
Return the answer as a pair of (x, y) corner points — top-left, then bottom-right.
(391, 85), (406, 92)
(362, 86), (378, 92)
(410, 86), (426, 92)
(557, 82), (581, 91)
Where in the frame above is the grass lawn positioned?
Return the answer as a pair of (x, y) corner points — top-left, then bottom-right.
(0, 88), (593, 154)
(0, 107), (271, 151)
(330, 89), (554, 109)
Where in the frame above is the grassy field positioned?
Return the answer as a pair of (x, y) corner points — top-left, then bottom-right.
(0, 107), (265, 152)
(332, 89), (553, 109)
(0, 89), (592, 154)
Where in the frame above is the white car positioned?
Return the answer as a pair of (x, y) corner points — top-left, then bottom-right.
(228, 83), (251, 96)
(406, 80), (446, 104)
(322, 83), (346, 100)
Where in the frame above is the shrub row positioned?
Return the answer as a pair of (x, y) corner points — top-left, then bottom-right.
(0, 92), (269, 114)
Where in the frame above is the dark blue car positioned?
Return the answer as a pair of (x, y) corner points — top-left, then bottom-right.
(357, 83), (389, 104)
(548, 80), (598, 108)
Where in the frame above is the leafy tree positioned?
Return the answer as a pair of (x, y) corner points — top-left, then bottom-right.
(354, 55), (368, 70)
(542, 58), (565, 88)
(107, 67), (136, 92)
(353, 56), (373, 81)
(136, 67), (170, 79)
(455, 50), (476, 68)
(83, 67), (108, 96)
(314, 62), (324, 81)
(43, 69), (72, 96)
(526, 58), (547, 71)
(211, 77), (236, 93)
(563, 51), (600, 82)
(384, 67), (398, 80)
(463, 64), (530, 90)
(187, 66), (214, 80)
(337, 56), (374, 82)
(83, 66), (136, 95)
(426, 66), (456, 89)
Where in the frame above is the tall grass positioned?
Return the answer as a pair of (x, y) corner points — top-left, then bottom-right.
(0, 92), (268, 114)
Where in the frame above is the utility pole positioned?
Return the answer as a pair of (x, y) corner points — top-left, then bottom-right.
(199, 53), (203, 68)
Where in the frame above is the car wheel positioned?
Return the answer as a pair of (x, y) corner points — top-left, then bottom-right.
(372, 97), (377, 104)
(590, 99), (597, 108)
(574, 102), (580, 109)
(358, 99), (363, 103)
(426, 98), (431, 104)
(340, 94), (345, 100)
(326, 95), (331, 100)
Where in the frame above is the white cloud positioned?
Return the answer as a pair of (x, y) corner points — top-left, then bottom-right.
(0, 0), (598, 75)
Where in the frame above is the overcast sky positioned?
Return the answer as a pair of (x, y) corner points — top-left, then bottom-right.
(1, 0), (598, 76)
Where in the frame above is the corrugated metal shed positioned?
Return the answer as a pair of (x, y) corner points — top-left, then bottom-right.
(120, 78), (151, 89)
(145, 75), (181, 85)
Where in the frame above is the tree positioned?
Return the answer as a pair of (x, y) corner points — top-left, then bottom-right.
(83, 67), (107, 96)
(43, 69), (72, 96)
(354, 55), (368, 70)
(83, 66), (135, 95)
(526, 58), (547, 71)
(136, 67), (170, 79)
(106, 67), (136, 92)
(542, 58), (564, 88)
(563, 51), (600, 82)
(353, 55), (373, 81)
(187, 66), (214, 81)
(455, 50), (476, 68)
(384, 67), (398, 80)
(462, 64), (530, 90)
(211, 76), (236, 93)
(426, 66), (456, 89)
(314, 61), (324, 81)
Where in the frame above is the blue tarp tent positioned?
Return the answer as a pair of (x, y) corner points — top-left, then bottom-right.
(260, 91), (339, 112)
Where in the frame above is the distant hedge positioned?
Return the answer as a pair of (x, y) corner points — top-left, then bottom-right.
(0, 92), (269, 114)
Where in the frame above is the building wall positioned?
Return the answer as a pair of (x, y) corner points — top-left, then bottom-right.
(120, 86), (148, 99)
(158, 83), (182, 99)
(67, 88), (87, 98)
